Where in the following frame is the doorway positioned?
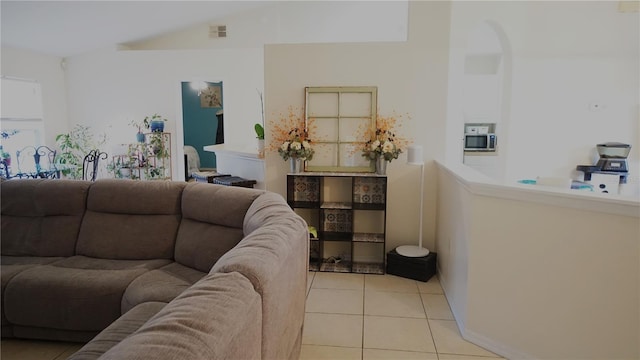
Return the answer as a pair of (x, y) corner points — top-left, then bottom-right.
(177, 81), (223, 180)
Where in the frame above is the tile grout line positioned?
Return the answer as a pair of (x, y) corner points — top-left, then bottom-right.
(418, 282), (441, 357)
(306, 273), (477, 359)
(361, 275), (366, 360)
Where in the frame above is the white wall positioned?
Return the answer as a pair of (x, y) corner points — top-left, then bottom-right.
(4, 1), (636, 245)
(447, 1), (639, 185)
(1, 46), (68, 147)
(2, 1), (411, 181)
(64, 47), (264, 179)
(436, 161), (640, 359)
(127, 1), (408, 50)
(264, 1), (451, 253)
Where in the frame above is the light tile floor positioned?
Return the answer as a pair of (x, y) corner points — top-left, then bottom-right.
(301, 271), (504, 360)
(1, 272), (504, 360)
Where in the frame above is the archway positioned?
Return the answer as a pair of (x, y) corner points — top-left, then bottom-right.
(461, 20), (512, 181)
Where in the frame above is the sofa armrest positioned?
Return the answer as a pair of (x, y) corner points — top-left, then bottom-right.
(212, 192), (308, 360)
(98, 272), (261, 360)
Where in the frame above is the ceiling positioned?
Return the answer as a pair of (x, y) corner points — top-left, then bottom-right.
(1, 1), (271, 58)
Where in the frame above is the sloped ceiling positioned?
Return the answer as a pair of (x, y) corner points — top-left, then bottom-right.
(0, 1), (270, 57)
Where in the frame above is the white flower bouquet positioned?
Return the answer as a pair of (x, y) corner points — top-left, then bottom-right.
(362, 128), (402, 162)
(278, 128), (314, 161)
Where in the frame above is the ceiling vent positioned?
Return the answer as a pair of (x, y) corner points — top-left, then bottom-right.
(209, 25), (227, 38)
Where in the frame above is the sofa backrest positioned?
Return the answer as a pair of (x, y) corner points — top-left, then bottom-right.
(1, 179), (91, 257)
(175, 183), (263, 272)
(76, 179), (186, 260)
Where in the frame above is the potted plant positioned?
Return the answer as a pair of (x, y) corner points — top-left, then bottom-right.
(55, 125), (107, 179)
(255, 90), (265, 157)
(255, 123), (265, 157)
(145, 113), (168, 133)
(141, 133), (169, 180)
(0, 145), (11, 167)
(107, 156), (130, 179)
(107, 144), (141, 179)
(128, 119), (146, 142)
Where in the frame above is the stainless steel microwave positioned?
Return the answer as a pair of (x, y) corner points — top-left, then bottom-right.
(464, 133), (497, 152)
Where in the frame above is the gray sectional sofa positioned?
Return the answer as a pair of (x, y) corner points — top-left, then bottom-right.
(0, 178), (308, 359)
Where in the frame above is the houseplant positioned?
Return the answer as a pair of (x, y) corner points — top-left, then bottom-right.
(255, 123), (265, 157)
(55, 125), (107, 179)
(129, 119), (146, 142)
(255, 90), (265, 157)
(107, 154), (133, 179)
(254, 123), (264, 140)
(108, 124), (170, 180)
(145, 113), (168, 132)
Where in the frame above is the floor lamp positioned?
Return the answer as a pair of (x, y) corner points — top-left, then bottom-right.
(395, 145), (430, 257)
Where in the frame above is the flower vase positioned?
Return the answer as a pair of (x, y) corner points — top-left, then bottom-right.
(290, 157), (303, 173)
(375, 157), (387, 175)
(136, 132), (146, 143)
(257, 139), (265, 158)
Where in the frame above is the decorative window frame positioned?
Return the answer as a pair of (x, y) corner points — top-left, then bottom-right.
(305, 86), (377, 172)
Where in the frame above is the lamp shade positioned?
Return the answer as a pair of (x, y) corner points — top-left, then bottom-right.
(407, 145), (423, 165)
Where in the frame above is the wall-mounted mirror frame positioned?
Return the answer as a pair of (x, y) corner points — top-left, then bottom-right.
(305, 86), (377, 172)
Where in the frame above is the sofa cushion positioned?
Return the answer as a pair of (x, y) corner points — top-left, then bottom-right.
(68, 301), (167, 360)
(76, 179), (186, 260)
(174, 183), (263, 272)
(99, 272), (262, 360)
(1, 256), (64, 329)
(4, 256), (170, 332)
(1, 179), (91, 257)
(121, 262), (206, 313)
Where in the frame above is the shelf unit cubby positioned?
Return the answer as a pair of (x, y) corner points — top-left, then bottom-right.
(286, 172), (387, 275)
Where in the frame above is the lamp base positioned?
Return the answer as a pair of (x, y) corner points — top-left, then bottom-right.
(395, 245), (430, 258)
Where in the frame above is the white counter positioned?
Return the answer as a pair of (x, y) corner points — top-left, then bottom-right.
(203, 144), (265, 189)
(435, 160), (639, 359)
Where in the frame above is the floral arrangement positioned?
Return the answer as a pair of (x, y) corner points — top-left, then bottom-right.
(269, 106), (316, 161)
(278, 128), (314, 161)
(361, 112), (410, 162)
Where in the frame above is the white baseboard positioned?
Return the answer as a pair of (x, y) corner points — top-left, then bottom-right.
(437, 264), (536, 360)
(461, 327), (537, 360)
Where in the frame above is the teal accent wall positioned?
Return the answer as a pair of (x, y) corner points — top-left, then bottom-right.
(181, 81), (222, 169)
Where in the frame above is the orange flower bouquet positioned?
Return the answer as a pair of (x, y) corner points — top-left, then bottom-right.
(269, 106), (316, 161)
(361, 112), (410, 163)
